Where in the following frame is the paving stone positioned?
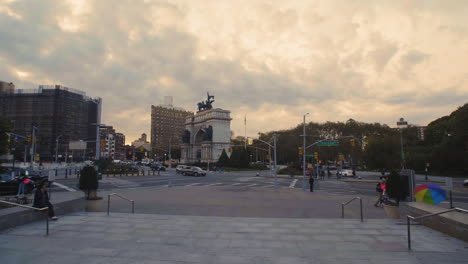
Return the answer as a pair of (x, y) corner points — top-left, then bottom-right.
(1, 211), (467, 264)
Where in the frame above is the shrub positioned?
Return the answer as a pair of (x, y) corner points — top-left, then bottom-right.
(386, 170), (409, 206)
(79, 165), (99, 199)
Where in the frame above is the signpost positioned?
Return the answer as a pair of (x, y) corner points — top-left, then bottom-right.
(317, 141), (339, 146)
(445, 177), (453, 208)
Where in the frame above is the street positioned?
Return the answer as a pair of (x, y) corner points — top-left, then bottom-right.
(43, 168), (468, 207)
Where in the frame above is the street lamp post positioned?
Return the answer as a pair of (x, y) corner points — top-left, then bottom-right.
(248, 135), (278, 188)
(55, 135), (63, 163)
(302, 113), (309, 191)
(30, 125), (38, 168)
(397, 118), (408, 169)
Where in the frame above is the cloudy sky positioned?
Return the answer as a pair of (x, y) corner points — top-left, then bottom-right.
(1, 0), (467, 142)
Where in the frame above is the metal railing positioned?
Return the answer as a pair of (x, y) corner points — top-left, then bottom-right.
(342, 197), (363, 222)
(406, 207), (468, 250)
(107, 193), (134, 215)
(0, 200), (49, 236)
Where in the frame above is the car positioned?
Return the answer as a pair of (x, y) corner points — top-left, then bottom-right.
(338, 167), (354, 177)
(150, 163), (166, 171)
(464, 179), (468, 187)
(176, 165), (191, 174)
(0, 172), (35, 195)
(183, 167), (207, 177)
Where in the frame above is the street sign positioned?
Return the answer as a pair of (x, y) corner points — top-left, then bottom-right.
(305, 154), (314, 157)
(317, 141), (339, 146)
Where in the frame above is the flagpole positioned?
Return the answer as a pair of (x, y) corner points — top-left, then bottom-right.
(244, 114), (247, 149)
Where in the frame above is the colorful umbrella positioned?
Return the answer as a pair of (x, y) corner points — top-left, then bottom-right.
(414, 184), (446, 205)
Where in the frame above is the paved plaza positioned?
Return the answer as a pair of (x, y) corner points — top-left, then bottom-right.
(1, 186), (468, 264)
(1, 212), (467, 264)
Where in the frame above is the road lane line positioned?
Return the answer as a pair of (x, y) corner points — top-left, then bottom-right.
(205, 183), (223, 186)
(52, 182), (76, 192)
(186, 183), (202, 186)
(231, 183), (243, 186)
(289, 179), (298, 188)
(244, 184), (258, 187)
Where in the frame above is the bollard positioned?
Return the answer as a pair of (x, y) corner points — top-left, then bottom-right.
(107, 194), (110, 215)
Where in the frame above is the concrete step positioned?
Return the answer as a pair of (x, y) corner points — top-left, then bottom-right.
(1, 212), (468, 264)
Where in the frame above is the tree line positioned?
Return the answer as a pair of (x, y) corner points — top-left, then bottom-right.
(238, 103), (467, 175)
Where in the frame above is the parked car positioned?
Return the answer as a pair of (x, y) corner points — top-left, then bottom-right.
(464, 179), (468, 187)
(150, 163), (166, 171)
(0, 172), (35, 195)
(184, 167), (207, 177)
(176, 165), (191, 174)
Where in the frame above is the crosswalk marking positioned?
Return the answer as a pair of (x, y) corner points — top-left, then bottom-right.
(231, 183), (243, 186)
(205, 183), (223, 186)
(243, 184), (258, 187)
(186, 183), (202, 186)
(52, 182), (76, 192)
(289, 179), (298, 188)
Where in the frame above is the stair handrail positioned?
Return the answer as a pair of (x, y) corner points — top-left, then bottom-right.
(341, 196), (363, 222)
(406, 207), (468, 250)
(0, 200), (49, 236)
(107, 193), (135, 215)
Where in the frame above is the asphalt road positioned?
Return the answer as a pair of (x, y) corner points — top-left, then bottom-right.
(43, 169), (468, 208)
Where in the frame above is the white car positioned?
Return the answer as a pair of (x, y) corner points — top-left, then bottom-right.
(464, 179), (468, 187)
(339, 167), (354, 177)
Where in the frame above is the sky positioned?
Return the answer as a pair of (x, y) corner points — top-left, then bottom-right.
(1, 0), (467, 143)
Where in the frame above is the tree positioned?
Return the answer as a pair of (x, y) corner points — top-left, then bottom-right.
(217, 149), (229, 166)
(386, 170), (409, 206)
(0, 117), (12, 156)
(79, 165), (100, 200)
(228, 147), (242, 168)
(363, 134), (400, 172)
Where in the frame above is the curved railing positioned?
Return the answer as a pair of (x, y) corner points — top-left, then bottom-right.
(107, 193), (135, 215)
(0, 200), (49, 235)
(341, 197), (363, 222)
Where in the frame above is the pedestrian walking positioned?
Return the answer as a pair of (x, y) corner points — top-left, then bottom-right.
(33, 182), (58, 220)
(374, 177), (386, 207)
(309, 175), (314, 192)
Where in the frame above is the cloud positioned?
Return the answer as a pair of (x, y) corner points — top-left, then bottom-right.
(0, 0), (467, 142)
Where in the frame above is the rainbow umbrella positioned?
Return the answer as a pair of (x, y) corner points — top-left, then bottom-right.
(414, 184), (446, 205)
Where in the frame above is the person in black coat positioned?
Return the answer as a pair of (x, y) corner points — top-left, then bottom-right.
(33, 182), (58, 220)
(309, 175), (314, 192)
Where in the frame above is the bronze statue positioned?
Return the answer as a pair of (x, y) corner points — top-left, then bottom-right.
(197, 92), (215, 112)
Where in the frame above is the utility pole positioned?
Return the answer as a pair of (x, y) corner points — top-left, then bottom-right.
(30, 125), (38, 168)
(169, 137), (172, 168)
(55, 135), (62, 163)
(273, 134), (278, 189)
(302, 113), (309, 191)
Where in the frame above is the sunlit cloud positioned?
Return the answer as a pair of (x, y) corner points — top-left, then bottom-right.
(0, 0), (467, 142)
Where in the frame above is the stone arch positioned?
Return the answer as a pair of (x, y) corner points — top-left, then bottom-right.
(194, 128), (206, 144)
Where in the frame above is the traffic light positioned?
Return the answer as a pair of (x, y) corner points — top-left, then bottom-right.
(350, 138), (356, 147)
(314, 152), (318, 160)
(228, 147), (233, 153)
(298, 147), (303, 155)
(27, 135), (31, 143)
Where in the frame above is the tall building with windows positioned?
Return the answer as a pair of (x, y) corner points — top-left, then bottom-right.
(0, 84), (101, 161)
(99, 126), (126, 160)
(0, 81), (15, 93)
(151, 96), (193, 159)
